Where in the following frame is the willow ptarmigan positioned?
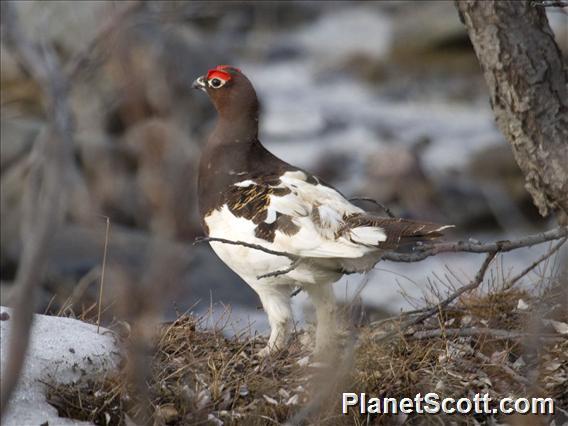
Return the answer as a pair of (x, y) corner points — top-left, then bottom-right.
(193, 65), (451, 357)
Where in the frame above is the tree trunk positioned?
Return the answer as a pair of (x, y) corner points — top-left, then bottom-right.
(455, 0), (568, 222)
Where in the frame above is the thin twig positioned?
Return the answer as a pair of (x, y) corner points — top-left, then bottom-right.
(57, 266), (101, 317)
(348, 197), (396, 218)
(290, 287), (302, 298)
(97, 216), (111, 334)
(450, 342), (534, 388)
(257, 259), (300, 279)
(503, 237), (567, 290)
(375, 252), (497, 342)
(195, 237), (302, 280)
(194, 237), (299, 260)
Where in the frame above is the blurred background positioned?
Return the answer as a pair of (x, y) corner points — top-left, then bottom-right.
(1, 1), (566, 332)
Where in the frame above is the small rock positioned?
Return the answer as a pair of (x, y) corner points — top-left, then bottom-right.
(196, 389), (211, 410)
(445, 318), (455, 326)
(516, 299), (529, 311)
(308, 361), (328, 369)
(207, 414), (223, 426)
(238, 384), (249, 397)
(512, 357), (526, 370)
(286, 394), (300, 406)
(156, 404), (179, 424)
(263, 394), (278, 405)
(548, 320), (568, 335)
(545, 361), (562, 372)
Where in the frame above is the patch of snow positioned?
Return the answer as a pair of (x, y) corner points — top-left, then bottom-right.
(0, 307), (120, 426)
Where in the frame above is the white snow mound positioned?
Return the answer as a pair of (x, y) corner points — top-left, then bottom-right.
(0, 306), (120, 426)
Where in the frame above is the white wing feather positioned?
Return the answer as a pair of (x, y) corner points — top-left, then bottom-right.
(265, 171), (385, 258)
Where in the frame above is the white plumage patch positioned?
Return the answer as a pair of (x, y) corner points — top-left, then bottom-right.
(206, 169), (449, 289)
(234, 179), (256, 187)
(348, 226), (387, 246)
(207, 170), (385, 267)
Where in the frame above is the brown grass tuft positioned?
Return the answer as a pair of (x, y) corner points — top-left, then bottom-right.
(45, 262), (567, 425)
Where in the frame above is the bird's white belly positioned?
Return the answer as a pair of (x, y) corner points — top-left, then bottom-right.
(204, 206), (340, 287)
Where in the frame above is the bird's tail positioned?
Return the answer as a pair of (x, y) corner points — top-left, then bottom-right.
(341, 213), (453, 249)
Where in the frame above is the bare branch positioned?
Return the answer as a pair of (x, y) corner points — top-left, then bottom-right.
(194, 227), (566, 292)
(374, 252), (497, 342)
(194, 237), (301, 281)
(382, 226), (567, 262)
(409, 327), (564, 342)
(0, 1), (74, 414)
(503, 237), (567, 290)
(257, 259), (301, 280)
(194, 236), (299, 261)
(195, 227), (566, 267)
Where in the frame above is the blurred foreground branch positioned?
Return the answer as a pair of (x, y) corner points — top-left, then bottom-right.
(0, 1), (74, 415)
(0, 1), (139, 416)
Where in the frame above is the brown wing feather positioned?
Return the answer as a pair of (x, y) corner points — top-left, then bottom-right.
(341, 213), (452, 250)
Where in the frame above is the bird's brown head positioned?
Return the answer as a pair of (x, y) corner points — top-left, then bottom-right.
(193, 65), (258, 119)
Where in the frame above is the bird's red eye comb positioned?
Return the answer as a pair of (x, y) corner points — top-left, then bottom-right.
(206, 65), (241, 81)
(216, 65), (241, 72)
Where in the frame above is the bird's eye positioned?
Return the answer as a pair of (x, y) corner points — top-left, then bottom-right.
(209, 77), (226, 89)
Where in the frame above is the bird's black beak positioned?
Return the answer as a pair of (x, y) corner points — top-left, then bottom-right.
(192, 76), (207, 92)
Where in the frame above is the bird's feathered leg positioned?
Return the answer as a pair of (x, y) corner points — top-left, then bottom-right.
(254, 284), (293, 357)
(305, 283), (338, 357)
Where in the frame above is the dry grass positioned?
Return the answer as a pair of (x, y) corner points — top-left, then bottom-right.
(46, 313), (313, 425)
(45, 263), (567, 425)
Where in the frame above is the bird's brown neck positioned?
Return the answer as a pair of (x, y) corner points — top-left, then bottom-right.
(212, 113), (259, 146)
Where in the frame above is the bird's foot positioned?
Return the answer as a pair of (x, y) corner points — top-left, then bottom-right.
(257, 345), (272, 358)
(257, 341), (286, 358)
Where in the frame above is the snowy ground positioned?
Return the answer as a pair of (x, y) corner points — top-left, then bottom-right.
(0, 307), (120, 426)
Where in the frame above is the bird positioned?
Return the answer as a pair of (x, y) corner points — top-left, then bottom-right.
(193, 65), (452, 357)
